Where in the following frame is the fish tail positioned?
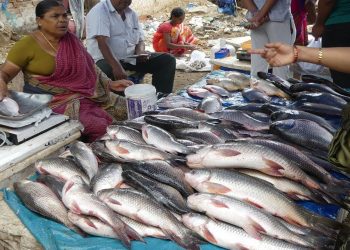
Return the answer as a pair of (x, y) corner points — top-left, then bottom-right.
(124, 224), (144, 242)
(162, 228), (200, 250)
(304, 233), (337, 249)
(113, 227), (132, 248)
(306, 211), (348, 237)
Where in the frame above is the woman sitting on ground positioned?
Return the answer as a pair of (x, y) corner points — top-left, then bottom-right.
(153, 7), (198, 56)
(0, 0), (133, 142)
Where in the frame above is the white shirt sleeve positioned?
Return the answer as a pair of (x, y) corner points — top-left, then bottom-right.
(86, 5), (111, 39)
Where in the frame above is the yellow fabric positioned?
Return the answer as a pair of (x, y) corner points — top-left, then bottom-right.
(6, 35), (55, 76)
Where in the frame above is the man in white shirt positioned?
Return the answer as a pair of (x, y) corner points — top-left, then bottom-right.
(242, 0), (296, 79)
(86, 0), (176, 93)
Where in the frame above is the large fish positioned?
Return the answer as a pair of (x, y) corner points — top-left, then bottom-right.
(250, 78), (290, 99)
(225, 103), (265, 113)
(203, 84), (231, 97)
(14, 180), (80, 233)
(37, 174), (65, 199)
(142, 124), (192, 154)
(289, 82), (349, 99)
(90, 141), (122, 163)
(122, 169), (190, 214)
(239, 170), (325, 202)
(62, 176), (143, 248)
(90, 163), (123, 195)
(211, 110), (270, 131)
(160, 107), (214, 121)
(187, 193), (315, 247)
(257, 72), (293, 96)
(186, 141), (322, 190)
(69, 141), (98, 181)
(291, 102), (342, 117)
(294, 92), (347, 109)
(182, 213), (310, 250)
(144, 115), (198, 130)
(98, 188), (200, 250)
(105, 139), (173, 161)
(270, 119), (333, 152)
(187, 86), (217, 99)
(242, 88), (271, 103)
(184, 169), (343, 233)
(270, 110), (336, 134)
(106, 125), (146, 144)
(0, 97), (19, 116)
(206, 77), (249, 91)
(197, 95), (222, 114)
(35, 157), (90, 184)
(171, 128), (226, 144)
(122, 160), (193, 197)
(157, 94), (198, 109)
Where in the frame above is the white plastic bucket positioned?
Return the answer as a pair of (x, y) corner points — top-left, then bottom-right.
(124, 84), (157, 120)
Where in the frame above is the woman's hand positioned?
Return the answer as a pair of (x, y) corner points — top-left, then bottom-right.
(109, 79), (134, 92)
(112, 65), (128, 80)
(0, 81), (9, 101)
(249, 42), (295, 67)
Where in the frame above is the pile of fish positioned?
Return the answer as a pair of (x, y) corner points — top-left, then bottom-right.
(14, 71), (350, 250)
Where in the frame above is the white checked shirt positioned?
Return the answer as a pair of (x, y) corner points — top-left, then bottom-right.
(86, 0), (144, 62)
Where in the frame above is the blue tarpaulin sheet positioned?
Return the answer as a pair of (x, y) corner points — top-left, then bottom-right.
(2, 70), (348, 249)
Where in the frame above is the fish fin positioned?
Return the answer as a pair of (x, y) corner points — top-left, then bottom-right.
(108, 197), (121, 205)
(143, 129), (148, 139)
(235, 244), (249, 250)
(202, 226), (217, 243)
(162, 228), (200, 250)
(304, 178), (321, 190)
(243, 217), (265, 240)
(282, 215), (304, 227)
(217, 148), (241, 157)
(71, 201), (82, 214)
(262, 157), (284, 176)
(64, 181), (75, 194)
(243, 198), (263, 209)
(38, 166), (49, 174)
(210, 199), (229, 208)
(133, 214), (148, 225)
(114, 230), (131, 249)
(200, 182), (231, 194)
(125, 224), (144, 242)
(84, 218), (98, 229)
(115, 146), (129, 154)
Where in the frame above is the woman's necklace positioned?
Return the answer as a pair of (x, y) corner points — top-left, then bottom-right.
(40, 31), (58, 52)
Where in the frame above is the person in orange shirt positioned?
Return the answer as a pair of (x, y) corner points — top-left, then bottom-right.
(153, 7), (198, 56)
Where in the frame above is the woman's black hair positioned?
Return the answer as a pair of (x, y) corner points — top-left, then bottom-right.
(170, 7), (185, 19)
(36, 0), (64, 17)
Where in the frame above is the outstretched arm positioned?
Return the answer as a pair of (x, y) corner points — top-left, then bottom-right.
(0, 61), (21, 100)
(250, 42), (350, 74)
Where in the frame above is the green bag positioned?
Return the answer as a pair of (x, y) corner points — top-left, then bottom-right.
(328, 103), (350, 173)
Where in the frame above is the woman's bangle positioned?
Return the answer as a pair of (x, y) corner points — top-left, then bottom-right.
(293, 45), (298, 63)
(318, 47), (323, 64)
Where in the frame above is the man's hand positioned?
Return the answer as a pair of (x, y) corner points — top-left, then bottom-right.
(112, 65), (128, 80)
(312, 23), (325, 40)
(247, 10), (269, 29)
(109, 79), (133, 92)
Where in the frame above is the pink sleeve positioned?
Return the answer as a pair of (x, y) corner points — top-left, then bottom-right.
(157, 22), (172, 34)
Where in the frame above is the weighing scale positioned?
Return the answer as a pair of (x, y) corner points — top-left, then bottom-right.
(0, 91), (71, 145)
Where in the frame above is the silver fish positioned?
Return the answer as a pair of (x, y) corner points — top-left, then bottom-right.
(68, 212), (118, 238)
(37, 174), (65, 199)
(106, 125), (146, 144)
(172, 128), (225, 144)
(160, 107), (214, 121)
(184, 169), (342, 232)
(186, 141), (322, 190)
(250, 78), (290, 99)
(122, 169), (190, 214)
(90, 163), (123, 195)
(187, 193), (313, 246)
(187, 86), (217, 99)
(197, 96), (222, 114)
(98, 188), (200, 250)
(105, 139), (172, 161)
(62, 176), (143, 248)
(70, 141), (98, 181)
(142, 124), (192, 154)
(182, 213), (309, 250)
(0, 97), (19, 116)
(203, 84), (231, 97)
(14, 180), (79, 233)
(157, 93), (199, 109)
(123, 160), (194, 197)
(239, 170), (324, 202)
(35, 157), (89, 184)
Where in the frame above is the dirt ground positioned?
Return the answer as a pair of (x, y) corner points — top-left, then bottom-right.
(0, 0), (248, 92)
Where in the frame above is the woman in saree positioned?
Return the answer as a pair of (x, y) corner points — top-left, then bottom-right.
(0, 0), (133, 142)
(153, 7), (198, 56)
